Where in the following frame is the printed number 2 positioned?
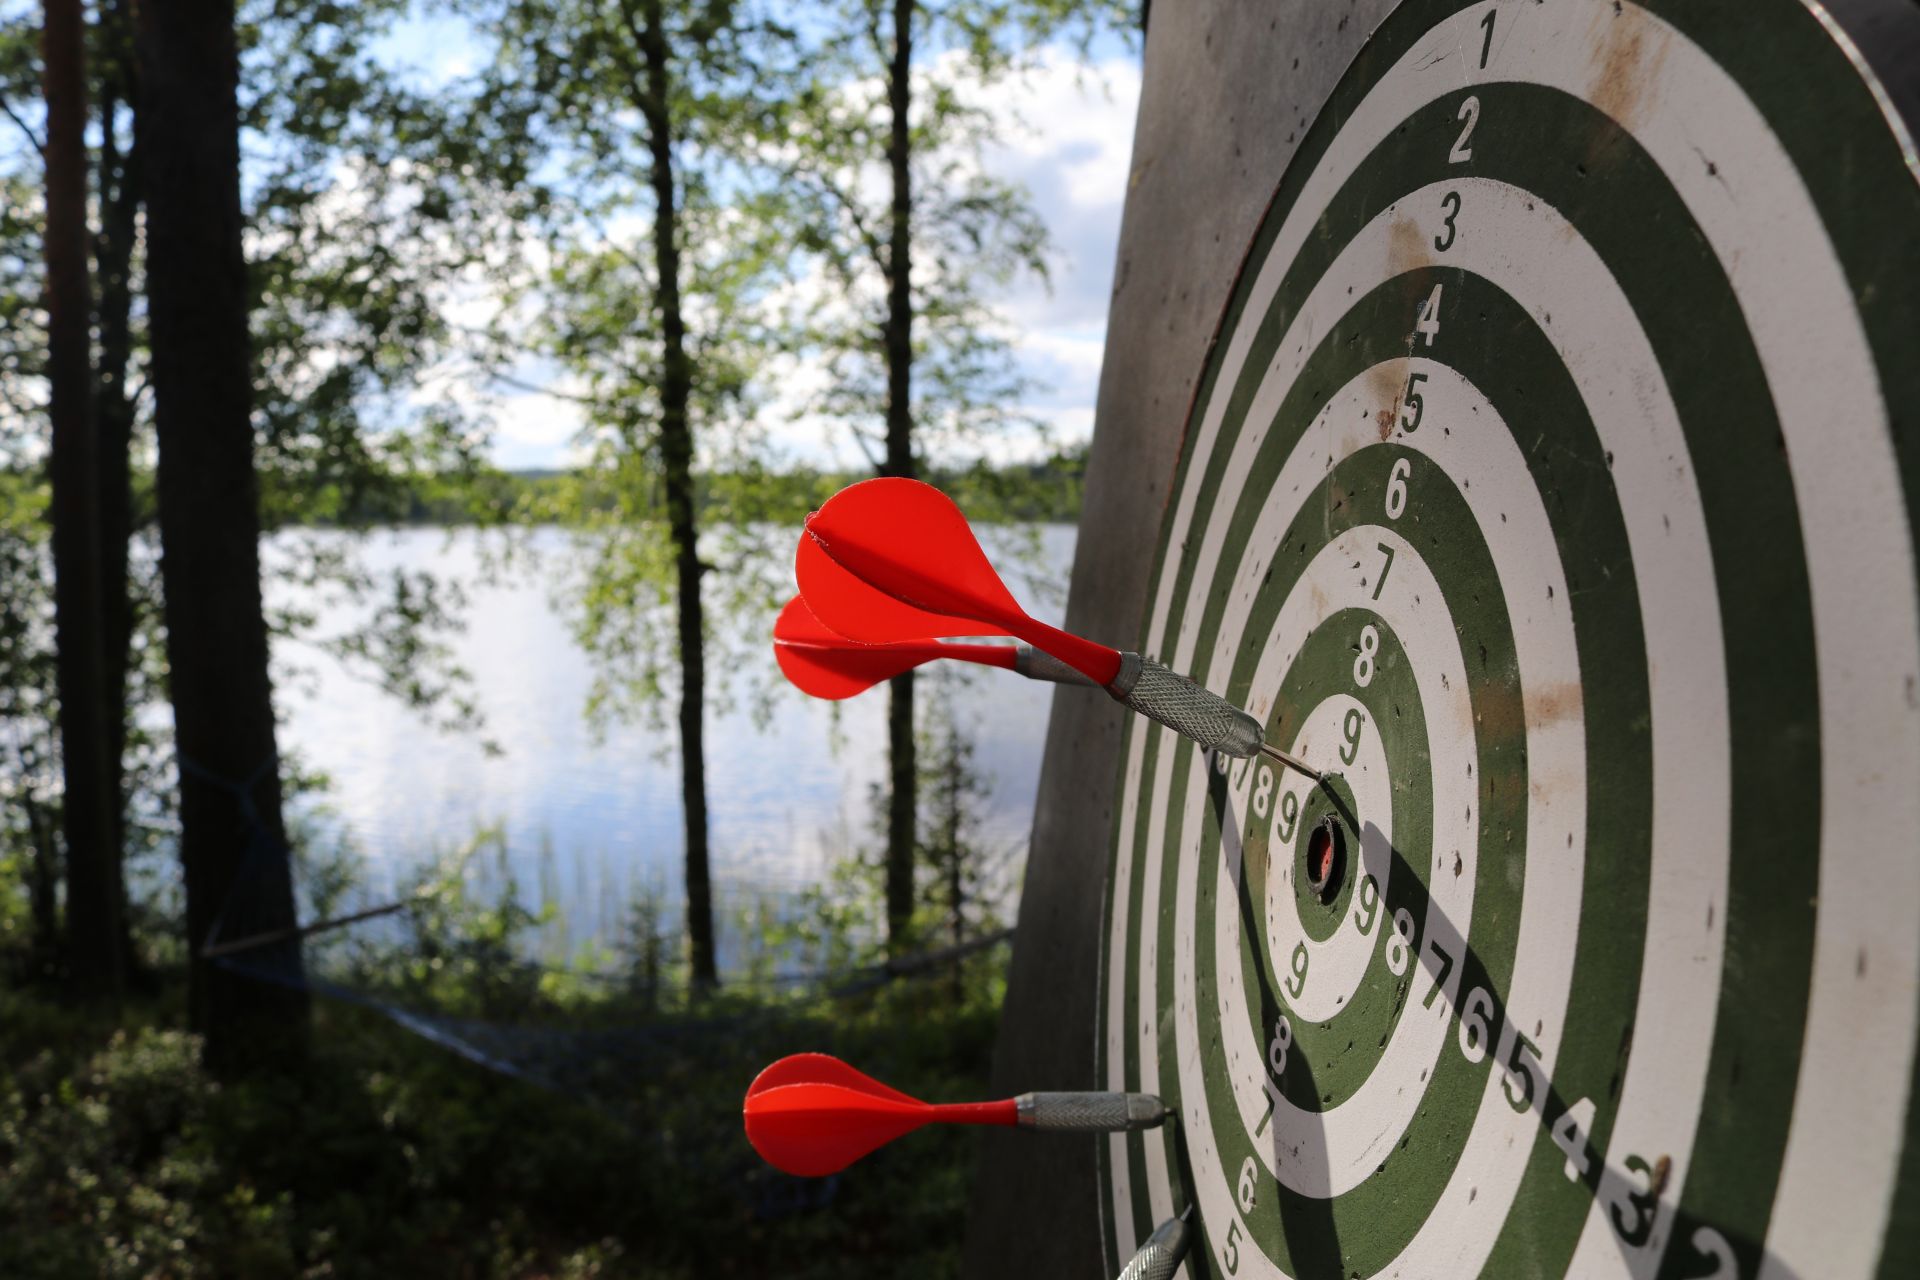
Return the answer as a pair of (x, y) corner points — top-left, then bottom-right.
(1451, 96), (1480, 163)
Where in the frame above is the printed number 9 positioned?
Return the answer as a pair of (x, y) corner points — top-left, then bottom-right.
(1354, 874), (1380, 934)
(1354, 624), (1380, 687)
(1275, 789), (1299, 842)
(1340, 708), (1365, 764)
(1286, 942), (1309, 1000)
(1386, 907), (1416, 975)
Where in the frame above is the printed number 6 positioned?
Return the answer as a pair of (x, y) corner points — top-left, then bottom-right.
(1386, 457), (1411, 519)
(1238, 1156), (1258, 1213)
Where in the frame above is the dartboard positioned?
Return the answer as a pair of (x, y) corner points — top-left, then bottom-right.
(1093, 2), (1920, 1277)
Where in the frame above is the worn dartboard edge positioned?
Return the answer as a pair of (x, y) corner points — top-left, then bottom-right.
(1093, 3), (1920, 1279)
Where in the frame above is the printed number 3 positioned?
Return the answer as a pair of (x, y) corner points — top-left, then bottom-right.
(1434, 190), (1461, 252)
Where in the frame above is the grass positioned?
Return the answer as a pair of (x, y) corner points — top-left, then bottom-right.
(0, 957), (1005, 1279)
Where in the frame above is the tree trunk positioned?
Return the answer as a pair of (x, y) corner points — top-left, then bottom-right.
(95, 0), (139, 947)
(882, 0), (916, 956)
(43, 0), (123, 1000)
(136, 0), (308, 1070)
(943, 725), (963, 1002)
(633, 0), (715, 989)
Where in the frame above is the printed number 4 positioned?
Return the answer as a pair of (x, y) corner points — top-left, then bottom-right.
(1416, 284), (1443, 346)
(1552, 1096), (1596, 1182)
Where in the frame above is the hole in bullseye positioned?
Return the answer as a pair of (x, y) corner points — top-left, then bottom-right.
(1306, 815), (1344, 903)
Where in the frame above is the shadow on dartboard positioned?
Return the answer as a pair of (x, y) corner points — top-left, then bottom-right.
(1197, 761), (1802, 1280)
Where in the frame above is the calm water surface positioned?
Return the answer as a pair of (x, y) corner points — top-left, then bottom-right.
(266, 524), (1077, 957)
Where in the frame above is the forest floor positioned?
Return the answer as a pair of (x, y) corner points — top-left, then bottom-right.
(0, 961), (1004, 1279)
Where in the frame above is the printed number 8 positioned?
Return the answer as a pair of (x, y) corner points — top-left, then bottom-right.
(1386, 907), (1416, 975)
(1252, 764), (1275, 819)
(1354, 624), (1380, 687)
(1268, 1013), (1293, 1076)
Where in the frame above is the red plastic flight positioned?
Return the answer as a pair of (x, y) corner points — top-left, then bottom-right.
(772, 595), (1019, 700)
(797, 478), (1121, 686)
(744, 1052), (1016, 1177)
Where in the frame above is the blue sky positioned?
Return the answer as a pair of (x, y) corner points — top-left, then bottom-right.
(369, 16), (1143, 472)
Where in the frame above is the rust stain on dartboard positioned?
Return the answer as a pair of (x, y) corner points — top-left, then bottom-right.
(1372, 213), (1430, 438)
(1581, 3), (1675, 186)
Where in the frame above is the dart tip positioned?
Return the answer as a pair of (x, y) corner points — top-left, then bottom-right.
(1180, 1205), (1194, 1223)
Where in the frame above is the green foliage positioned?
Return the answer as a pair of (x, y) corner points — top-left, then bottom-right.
(0, 911), (1008, 1278)
(761, 0), (1133, 467)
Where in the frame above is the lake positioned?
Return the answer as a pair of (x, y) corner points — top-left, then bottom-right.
(264, 523), (1078, 966)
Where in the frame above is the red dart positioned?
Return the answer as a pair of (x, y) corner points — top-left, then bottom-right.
(796, 478), (1323, 779)
(744, 1053), (1015, 1177)
(743, 1052), (1169, 1177)
(797, 477), (1120, 685)
(773, 595), (1018, 700)
(773, 595), (1092, 699)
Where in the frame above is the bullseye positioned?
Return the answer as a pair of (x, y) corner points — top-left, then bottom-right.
(1304, 816), (1341, 903)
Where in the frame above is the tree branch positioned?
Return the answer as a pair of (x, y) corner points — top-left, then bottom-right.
(0, 88), (45, 157)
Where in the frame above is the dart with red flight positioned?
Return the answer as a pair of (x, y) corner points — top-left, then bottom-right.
(795, 476), (1320, 779)
(771, 594), (1092, 701)
(742, 1052), (1167, 1177)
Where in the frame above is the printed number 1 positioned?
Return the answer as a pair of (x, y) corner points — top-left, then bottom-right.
(1479, 8), (1496, 68)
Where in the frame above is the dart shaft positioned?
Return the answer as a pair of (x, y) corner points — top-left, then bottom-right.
(1014, 645), (1097, 686)
(1013, 1091), (1167, 1131)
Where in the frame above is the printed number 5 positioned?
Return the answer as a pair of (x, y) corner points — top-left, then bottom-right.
(1401, 371), (1427, 432)
(1224, 1219), (1243, 1274)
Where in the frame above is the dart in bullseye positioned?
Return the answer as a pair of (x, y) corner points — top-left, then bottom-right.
(796, 477), (1322, 780)
(772, 595), (1093, 700)
(743, 1052), (1168, 1177)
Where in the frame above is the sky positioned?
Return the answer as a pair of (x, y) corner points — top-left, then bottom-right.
(370, 16), (1143, 472)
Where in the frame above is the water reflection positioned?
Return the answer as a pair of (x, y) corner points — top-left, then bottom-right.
(266, 524), (1076, 955)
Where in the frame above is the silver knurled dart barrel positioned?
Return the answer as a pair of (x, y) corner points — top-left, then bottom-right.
(1012, 1091), (1168, 1132)
(1115, 1210), (1194, 1280)
(1106, 651), (1322, 780)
